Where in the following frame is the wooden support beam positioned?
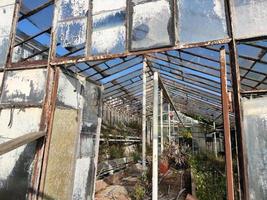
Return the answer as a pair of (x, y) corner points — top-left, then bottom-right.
(0, 131), (46, 156)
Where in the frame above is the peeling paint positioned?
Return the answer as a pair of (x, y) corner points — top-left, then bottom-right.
(56, 18), (87, 48)
(0, 3), (15, 68)
(72, 79), (102, 200)
(12, 45), (44, 63)
(0, 108), (42, 199)
(178, 0), (227, 43)
(0, 4), (15, 35)
(242, 96), (267, 200)
(0, 0), (16, 7)
(131, 0), (172, 49)
(72, 157), (91, 200)
(59, 0), (89, 20)
(233, 0), (267, 38)
(82, 81), (101, 131)
(1, 69), (47, 104)
(0, 72), (3, 87)
(93, 0), (125, 14)
(57, 71), (83, 109)
(52, 70), (102, 200)
(92, 22), (126, 55)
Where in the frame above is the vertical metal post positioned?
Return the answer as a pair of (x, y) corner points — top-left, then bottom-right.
(220, 47), (234, 200)
(225, 0), (248, 197)
(142, 59), (147, 170)
(92, 86), (104, 200)
(150, 119), (152, 145)
(168, 104), (171, 143)
(147, 118), (151, 146)
(160, 89), (164, 153)
(152, 72), (159, 200)
(172, 114), (175, 142)
(229, 40), (248, 200)
(213, 121), (217, 158)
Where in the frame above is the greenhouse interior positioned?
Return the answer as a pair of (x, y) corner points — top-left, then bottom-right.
(0, 0), (267, 200)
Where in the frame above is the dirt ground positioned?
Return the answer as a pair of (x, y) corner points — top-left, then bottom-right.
(95, 163), (192, 200)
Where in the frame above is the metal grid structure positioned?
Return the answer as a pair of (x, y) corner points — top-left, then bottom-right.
(0, 0), (267, 199)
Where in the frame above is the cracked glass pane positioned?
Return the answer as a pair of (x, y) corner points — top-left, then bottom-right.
(91, 0), (126, 55)
(232, 0), (267, 39)
(130, 0), (174, 51)
(178, 0), (228, 44)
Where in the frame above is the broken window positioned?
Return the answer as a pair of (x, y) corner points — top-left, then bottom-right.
(232, 0), (267, 39)
(54, 0), (89, 57)
(178, 0), (228, 44)
(0, 1), (16, 68)
(91, 0), (127, 55)
(130, 0), (174, 51)
(11, 0), (54, 63)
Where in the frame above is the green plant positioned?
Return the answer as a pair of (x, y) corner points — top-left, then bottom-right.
(180, 128), (192, 139)
(161, 143), (190, 169)
(132, 183), (146, 200)
(189, 152), (226, 200)
(109, 145), (125, 159)
(131, 151), (141, 163)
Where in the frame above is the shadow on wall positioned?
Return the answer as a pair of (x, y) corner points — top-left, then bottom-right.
(0, 142), (37, 200)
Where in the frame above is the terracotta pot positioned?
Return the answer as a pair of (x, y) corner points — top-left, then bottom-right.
(159, 159), (169, 174)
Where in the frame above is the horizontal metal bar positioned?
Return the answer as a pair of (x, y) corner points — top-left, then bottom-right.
(50, 38), (231, 65)
(241, 89), (267, 95)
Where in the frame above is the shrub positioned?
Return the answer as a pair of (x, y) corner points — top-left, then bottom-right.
(109, 145), (125, 159)
(132, 183), (146, 200)
(189, 152), (226, 200)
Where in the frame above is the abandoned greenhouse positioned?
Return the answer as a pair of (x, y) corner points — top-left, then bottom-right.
(0, 0), (267, 199)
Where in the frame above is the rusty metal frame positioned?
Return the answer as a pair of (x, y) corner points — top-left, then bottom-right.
(1, 0), (267, 199)
(220, 46), (234, 200)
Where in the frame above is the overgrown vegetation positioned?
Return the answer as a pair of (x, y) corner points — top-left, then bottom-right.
(189, 152), (226, 200)
(98, 121), (142, 162)
(132, 179), (146, 200)
(131, 167), (151, 200)
(161, 143), (190, 169)
(109, 145), (125, 159)
(180, 128), (193, 139)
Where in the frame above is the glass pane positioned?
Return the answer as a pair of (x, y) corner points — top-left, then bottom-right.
(0, 37), (10, 67)
(0, 107), (42, 199)
(178, 0), (228, 44)
(130, 0), (174, 51)
(232, 0), (267, 39)
(0, 4), (15, 68)
(54, 0), (89, 57)
(1, 69), (47, 104)
(56, 19), (87, 48)
(242, 96), (267, 200)
(58, 0), (89, 21)
(91, 0), (126, 55)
